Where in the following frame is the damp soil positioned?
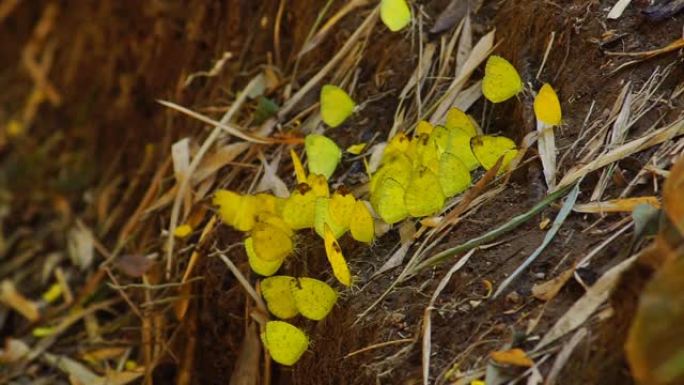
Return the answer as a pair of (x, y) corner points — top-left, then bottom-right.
(2, 1), (682, 384)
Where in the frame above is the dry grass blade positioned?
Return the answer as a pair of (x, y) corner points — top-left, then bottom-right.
(554, 118), (684, 192)
(573, 196), (660, 213)
(279, 5), (379, 119)
(430, 29), (496, 124)
(605, 37), (684, 58)
(493, 182), (580, 299)
(422, 248), (477, 385)
(543, 328), (587, 385)
(416, 184), (573, 273)
(157, 100), (273, 144)
(607, 0), (632, 19)
(164, 75), (264, 278)
(535, 253), (639, 350)
(537, 121), (557, 190)
(298, 0), (372, 57)
(216, 249), (267, 313)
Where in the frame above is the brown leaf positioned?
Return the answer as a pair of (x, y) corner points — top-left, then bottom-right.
(490, 348), (534, 367)
(532, 267), (575, 302)
(663, 156), (684, 236)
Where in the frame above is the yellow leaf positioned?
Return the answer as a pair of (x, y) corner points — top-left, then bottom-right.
(173, 224), (193, 238)
(290, 149), (307, 184)
(346, 143), (367, 155)
(320, 85), (355, 127)
(380, 0), (411, 32)
(323, 224), (352, 286)
(490, 348), (534, 367)
(482, 55), (523, 103)
(261, 321), (308, 366)
(534, 83), (562, 126)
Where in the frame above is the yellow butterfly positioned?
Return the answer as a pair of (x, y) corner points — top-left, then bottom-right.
(404, 167), (445, 217)
(482, 55), (523, 103)
(430, 125), (479, 171)
(213, 190), (257, 231)
(282, 184), (317, 230)
(445, 107), (477, 137)
(261, 321), (308, 366)
(320, 85), (355, 128)
(370, 154), (411, 195)
(371, 177), (408, 224)
(381, 132), (410, 163)
(416, 120), (434, 136)
(261, 276), (299, 319)
(245, 237), (284, 276)
(470, 135), (519, 173)
(380, 0), (412, 32)
(306, 173), (330, 198)
(534, 83), (562, 126)
(314, 197), (347, 239)
(252, 221), (294, 262)
(323, 224), (352, 286)
(290, 277), (337, 321)
(349, 200), (375, 243)
(438, 152), (471, 197)
(305, 134), (342, 179)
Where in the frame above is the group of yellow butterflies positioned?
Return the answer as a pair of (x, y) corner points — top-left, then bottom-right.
(206, 2), (562, 367)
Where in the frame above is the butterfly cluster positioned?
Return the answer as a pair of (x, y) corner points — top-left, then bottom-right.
(211, 37), (562, 366)
(369, 107), (518, 224)
(213, 133), (375, 365)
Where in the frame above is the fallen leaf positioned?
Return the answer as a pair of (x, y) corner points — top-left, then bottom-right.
(114, 254), (154, 278)
(490, 348), (534, 367)
(663, 156), (684, 236)
(532, 267), (575, 301)
(573, 196), (661, 214)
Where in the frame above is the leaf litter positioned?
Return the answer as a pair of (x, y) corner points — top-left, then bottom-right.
(1, 1), (684, 385)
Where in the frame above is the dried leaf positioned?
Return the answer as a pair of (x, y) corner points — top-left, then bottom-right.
(430, 0), (469, 34)
(67, 224), (94, 270)
(573, 196), (661, 214)
(230, 322), (261, 385)
(663, 156), (684, 236)
(536, 253), (639, 350)
(0, 280), (40, 321)
(490, 348), (534, 367)
(532, 267), (575, 301)
(171, 137), (191, 183)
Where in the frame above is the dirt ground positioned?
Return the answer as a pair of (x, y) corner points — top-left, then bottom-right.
(1, 1), (683, 384)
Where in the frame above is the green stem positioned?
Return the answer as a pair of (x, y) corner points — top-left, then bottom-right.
(413, 184), (573, 273)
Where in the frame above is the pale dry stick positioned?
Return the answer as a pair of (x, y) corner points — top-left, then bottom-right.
(554, 118), (684, 192)
(577, 221), (632, 268)
(297, 0), (370, 58)
(536, 31), (555, 80)
(423, 249), (478, 385)
(278, 5), (380, 119)
(543, 328), (587, 385)
(161, 76), (266, 278)
(416, 6), (424, 120)
(344, 338), (414, 358)
(273, 0), (286, 69)
(216, 248), (267, 312)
